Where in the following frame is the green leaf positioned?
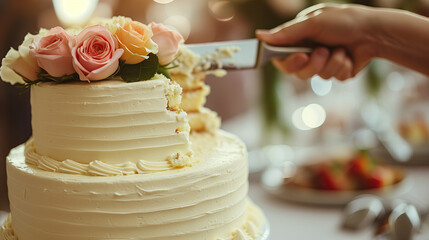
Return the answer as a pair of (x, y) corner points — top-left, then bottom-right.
(157, 66), (170, 79)
(120, 53), (159, 82)
(14, 69), (77, 91)
(37, 70), (78, 83)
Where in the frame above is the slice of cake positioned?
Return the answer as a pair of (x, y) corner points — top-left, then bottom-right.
(0, 16), (266, 240)
(170, 46), (222, 133)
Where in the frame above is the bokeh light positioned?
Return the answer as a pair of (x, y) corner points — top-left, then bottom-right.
(163, 15), (192, 40)
(292, 107), (311, 130)
(153, 0), (175, 4)
(53, 0), (98, 26)
(292, 104), (326, 130)
(353, 128), (378, 149)
(311, 75), (332, 96)
(263, 145), (294, 166)
(386, 71), (405, 92)
(208, 0), (235, 22)
(302, 104), (326, 128)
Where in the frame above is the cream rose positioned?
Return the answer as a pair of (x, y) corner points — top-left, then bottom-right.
(114, 19), (158, 64)
(149, 22), (184, 65)
(30, 27), (74, 77)
(70, 25), (124, 81)
(0, 33), (40, 84)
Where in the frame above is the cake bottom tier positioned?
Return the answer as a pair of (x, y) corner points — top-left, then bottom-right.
(0, 202), (264, 240)
(1, 131), (265, 240)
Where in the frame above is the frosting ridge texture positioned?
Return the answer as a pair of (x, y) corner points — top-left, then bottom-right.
(24, 138), (191, 176)
(30, 75), (191, 164)
(5, 131), (264, 240)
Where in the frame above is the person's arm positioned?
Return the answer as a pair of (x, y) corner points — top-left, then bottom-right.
(256, 4), (429, 80)
(372, 7), (429, 76)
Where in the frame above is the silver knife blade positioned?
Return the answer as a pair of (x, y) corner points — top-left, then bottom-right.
(185, 38), (312, 70)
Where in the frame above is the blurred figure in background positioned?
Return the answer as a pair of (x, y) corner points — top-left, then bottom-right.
(257, 4), (429, 80)
(0, 0), (46, 210)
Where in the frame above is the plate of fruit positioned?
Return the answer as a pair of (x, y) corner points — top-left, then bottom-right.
(262, 150), (410, 206)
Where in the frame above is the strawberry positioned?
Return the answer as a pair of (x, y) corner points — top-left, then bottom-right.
(348, 153), (374, 177)
(318, 166), (340, 190)
(364, 166), (395, 189)
(316, 162), (352, 191)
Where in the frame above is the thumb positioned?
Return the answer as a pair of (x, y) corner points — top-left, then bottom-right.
(256, 17), (316, 46)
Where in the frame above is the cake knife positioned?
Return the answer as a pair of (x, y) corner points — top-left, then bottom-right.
(186, 38), (313, 70)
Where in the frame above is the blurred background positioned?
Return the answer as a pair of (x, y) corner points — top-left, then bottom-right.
(1, 0), (429, 217)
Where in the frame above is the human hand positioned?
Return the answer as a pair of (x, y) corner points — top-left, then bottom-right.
(256, 4), (378, 80)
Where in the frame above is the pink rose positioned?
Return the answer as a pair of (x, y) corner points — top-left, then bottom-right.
(70, 25), (124, 81)
(30, 27), (74, 77)
(149, 22), (183, 65)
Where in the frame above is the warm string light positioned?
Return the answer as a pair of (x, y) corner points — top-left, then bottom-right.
(53, 0), (98, 27)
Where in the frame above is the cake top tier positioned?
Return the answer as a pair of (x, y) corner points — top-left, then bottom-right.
(29, 74), (192, 168)
(0, 16), (185, 85)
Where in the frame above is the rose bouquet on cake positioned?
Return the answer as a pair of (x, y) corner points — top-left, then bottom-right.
(0, 17), (184, 86)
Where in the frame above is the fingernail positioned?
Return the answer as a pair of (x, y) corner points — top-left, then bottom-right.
(255, 29), (270, 37)
(256, 29), (269, 34)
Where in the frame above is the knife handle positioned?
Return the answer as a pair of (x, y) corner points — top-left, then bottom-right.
(257, 42), (313, 67)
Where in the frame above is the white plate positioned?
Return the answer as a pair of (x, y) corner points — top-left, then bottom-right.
(261, 167), (412, 206)
(0, 211), (8, 226)
(258, 219), (270, 240)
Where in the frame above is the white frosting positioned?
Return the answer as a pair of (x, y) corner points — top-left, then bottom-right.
(1, 203), (264, 240)
(0, 215), (15, 240)
(171, 45), (234, 78)
(5, 131), (264, 240)
(24, 139), (192, 176)
(194, 46), (239, 73)
(30, 75), (191, 164)
(1, 202), (263, 240)
(170, 46), (200, 78)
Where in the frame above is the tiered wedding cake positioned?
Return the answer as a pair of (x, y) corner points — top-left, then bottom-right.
(0, 17), (265, 240)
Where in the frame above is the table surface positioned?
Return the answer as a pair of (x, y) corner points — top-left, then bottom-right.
(248, 166), (429, 240)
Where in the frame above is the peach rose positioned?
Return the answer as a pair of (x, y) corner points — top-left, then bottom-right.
(30, 27), (74, 77)
(0, 33), (40, 84)
(149, 22), (183, 65)
(114, 20), (158, 64)
(70, 25), (124, 81)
